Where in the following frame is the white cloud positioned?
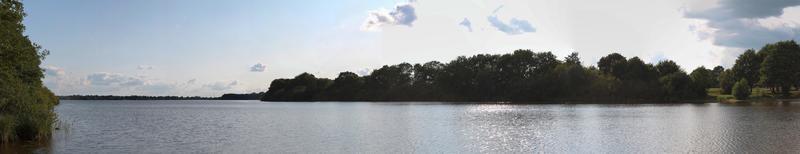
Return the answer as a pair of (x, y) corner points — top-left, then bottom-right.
(356, 68), (372, 76)
(203, 80), (239, 91)
(250, 63), (266, 72)
(186, 79), (197, 84)
(361, 2), (417, 31)
(42, 65), (65, 77)
(137, 65), (154, 70)
(86, 72), (147, 86)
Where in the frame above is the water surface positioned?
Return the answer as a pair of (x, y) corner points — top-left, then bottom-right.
(50, 100), (800, 153)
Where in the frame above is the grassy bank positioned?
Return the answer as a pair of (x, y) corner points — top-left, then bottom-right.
(709, 88), (800, 103)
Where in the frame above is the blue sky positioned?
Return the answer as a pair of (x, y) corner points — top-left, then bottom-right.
(24, 0), (800, 96)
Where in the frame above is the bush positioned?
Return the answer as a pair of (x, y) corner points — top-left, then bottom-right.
(733, 79), (751, 100)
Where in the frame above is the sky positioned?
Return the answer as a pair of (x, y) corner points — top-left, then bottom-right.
(23, 0), (800, 96)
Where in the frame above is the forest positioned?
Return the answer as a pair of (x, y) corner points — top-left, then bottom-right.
(261, 40), (800, 102)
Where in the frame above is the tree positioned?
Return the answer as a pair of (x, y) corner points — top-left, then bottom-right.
(597, 53), (628, 78)
(261, 42), (793, 102)
(412, 61), (444, 87)
(618, 57), (660, 99)
(656, 60), (681, 77)
(710, 66), (724, 88)
(363, 63), (414, 99)
(1, 0), (59, 143)
(564, 52), (581, 65)
(718, 69), (736, 94)
(623, 57), (658, 80)
(733, 79), (751, 100)
(411, 61), (446, 99)
(321, 72), (364, 100)
(732, 49), (762, 87)
(261, 73), (332, 101)
(758, 40), (800, 97)
(690, 66), (714, 97)
(659, 72), (696, 101)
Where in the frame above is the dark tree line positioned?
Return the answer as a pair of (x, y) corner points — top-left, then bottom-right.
(261, 49), (722, 102)
(262, 40), (800, 102)
(59, 92), (266, 100)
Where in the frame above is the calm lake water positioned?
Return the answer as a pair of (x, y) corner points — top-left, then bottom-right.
(43, 100), (800, 153)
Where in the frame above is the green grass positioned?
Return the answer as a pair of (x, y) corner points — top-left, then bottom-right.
(708, 87), (799, 103)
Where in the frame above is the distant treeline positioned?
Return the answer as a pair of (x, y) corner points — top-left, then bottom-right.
(60, 92), (264, 100)
(261, 40), (800, 102)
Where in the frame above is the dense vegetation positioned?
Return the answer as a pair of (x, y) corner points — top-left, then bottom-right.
(59, 95), (217, 100)
(262, 40), (800, 102)
(715, 40), (800, 100)
(733, 79), (751, 100)
(59, 92), (265, 100)
(0, 0), (59, 143)
(263, 51), (709, 102)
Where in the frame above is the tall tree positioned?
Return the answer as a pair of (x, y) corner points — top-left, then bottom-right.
(690, 67), (714, 89)
(597, 53), (628, 78)
(655, 60), (681, 77)
(564, 52), (581, 65)
(690, 66), (714, 97)
(322, 72), (363, 100)
(732, 49), (762, 87)
(758, 40), (800, 96)
(710, 66), (724, 88)
(364, 63), (414, 99)
(718, 69), (736, 94)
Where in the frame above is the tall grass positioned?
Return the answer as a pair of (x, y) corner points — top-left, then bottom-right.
(0, 85), (59, 144)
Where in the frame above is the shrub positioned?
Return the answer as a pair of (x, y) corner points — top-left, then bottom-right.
(733, 79), (751, 100)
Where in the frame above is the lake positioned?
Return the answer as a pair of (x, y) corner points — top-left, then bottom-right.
(40, 100), (800, 153)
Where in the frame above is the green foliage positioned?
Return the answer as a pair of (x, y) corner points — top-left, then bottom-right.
(718, 69), (736, 94)
(659, 72), (696, 101)
(655, 60), (681, 77)
(322, 71), (364, 100)
(263, 51), (711, 102)
(710, 66), (724, 88)
(732, 49), (762, 87)
(597, 53), (628, 78)
(261, 73), (332, 101)
(758, 40), (800, 97)
(0, 0), (58, 144)
(564, 52), (581, 65)
(733, 79), (751, 100)
(690, 66), (714, 96)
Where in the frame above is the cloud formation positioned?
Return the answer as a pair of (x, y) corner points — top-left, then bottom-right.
(137, 65), (153, 70)
(42, 65), (65, 77)
(356, 68), (371, 76)
(459, 18), (472, 32)
(686, 0), (800, 20)
(685, 0), (800, 49)
(362, 2), (417, 31)
(86, 72), (146, 86)
(203, 80), (238, 91)
(487, 15), (536, 35)
(250, 63), (266, 72)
